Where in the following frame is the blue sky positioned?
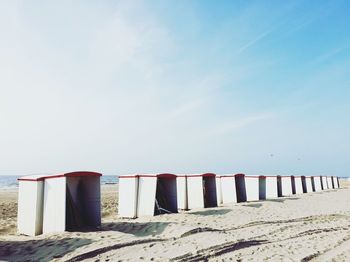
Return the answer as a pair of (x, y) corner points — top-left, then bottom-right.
(0, 0), (349, 176)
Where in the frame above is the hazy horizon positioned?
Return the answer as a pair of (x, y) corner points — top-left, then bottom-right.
(1, 0), (350, 176)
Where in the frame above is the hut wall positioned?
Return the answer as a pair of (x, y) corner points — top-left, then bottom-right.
(266, 177), (278, 199)
(118, 176), (139, 218)
(17, 181), (44, 236)
(187, 177), (205, 209)
(176, 176), (188, 210)
(221, 176), (237, 204)
(294, 177), (304, 194)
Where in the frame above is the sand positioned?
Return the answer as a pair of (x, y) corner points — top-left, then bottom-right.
(1, 181), (350, 261)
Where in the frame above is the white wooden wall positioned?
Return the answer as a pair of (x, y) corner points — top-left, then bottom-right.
(327, 177), (333, 189)
(137, 177), (157, 216)
(305, 177), (313, 193)
(176, 176), (188, 210)
(118, 176), (139, 218)
(294, 177), (303, 194)
(216, 176), (223, 205)
(332, 176), (339, 189)
(313, 177), (322, 191)
(18, 181), (44, 236)
(321, 176), (328, 189)
(245, 177), (259, 201)
(43, 177), (66, 234)
(221, 176), (237, 204)
(187, 177), (204, 209)
(265, 177), (278, 199)
(281, 177), (293, 196)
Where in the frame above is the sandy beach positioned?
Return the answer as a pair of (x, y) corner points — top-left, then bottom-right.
(1, 181), (350, 261)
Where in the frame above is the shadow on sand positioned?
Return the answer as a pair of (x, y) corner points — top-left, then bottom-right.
(242, 203), (263, 208)
(264, 197), (300, 203)
(0, 237), (92, 261)
(101, 221), (170, 237)
(188, 209), (232, 216)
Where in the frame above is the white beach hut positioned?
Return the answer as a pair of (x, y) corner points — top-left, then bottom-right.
(305, 176), (314, 193)
(243, 175), (266, 201)
(220, 175), (237, 204)
(187, 173), (217, 209)
(294, 176), (304, 194)
(313, 176), (322, 192)
(265, 176), (278, 199)
(280, 176), (294, 196)
(233, 174), (266, 202)
(137, 174), (178, 216)
(118, 174), (139, 218)
(216, 175), (223, 205)
(18, 171), (101, 236)
(17, 175), (46, 236)
(18, 171), (102, 236)
(176, 175), (188, 210)
(43, 171), (102, 234)
(321, 176), (328, 190)
(327, 176), (334, 189)
(332, 176), (339, 189)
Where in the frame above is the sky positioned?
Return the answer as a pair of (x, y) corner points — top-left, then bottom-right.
(1, 0), (350, 176)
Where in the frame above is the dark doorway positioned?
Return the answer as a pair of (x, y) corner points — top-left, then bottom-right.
(154, 177), (178, 215)
(235, 175), (247, 202)
(202, 176), (217, 208)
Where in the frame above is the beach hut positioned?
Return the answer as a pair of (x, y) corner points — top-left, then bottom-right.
(332, 176), (339, 189)
(244, 175), (266, 201)
(43, 171), (102, 234)
(265, 176), (278, 199)
(327, 176), (334, 189)
(18, 171), (102, 236)
(313, 176), (322, 191)
(216, 176), (223, 205)
(321, 176), (328, 190)
(280, 176), (294, 196)
(176, 175), (188, 210)
(118, 175), (139, 218)
(305, 176), (314, 193)
(220, 175), (237, 204)
(294, 176), (304, 194)
(17, 174), (46, 236)
(137, 174), (178, 216)
(243, 175), (259, 201)
(187, 173), (217, 209)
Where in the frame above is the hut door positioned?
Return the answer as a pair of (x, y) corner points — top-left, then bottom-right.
(154, 177), (177, 215)
(202, 177), (217, 208)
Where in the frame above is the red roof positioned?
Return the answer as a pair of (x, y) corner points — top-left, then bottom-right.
(119, 173), (177, 179)
(18, 171), (102, 181)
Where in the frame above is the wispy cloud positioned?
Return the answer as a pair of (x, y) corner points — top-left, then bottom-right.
(168, 98), (207, 119)
(236, 29), (273, 54)
(213, 113), (275, 135)
(1, 0), (350, 175)
(309, 44), (350, 65)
